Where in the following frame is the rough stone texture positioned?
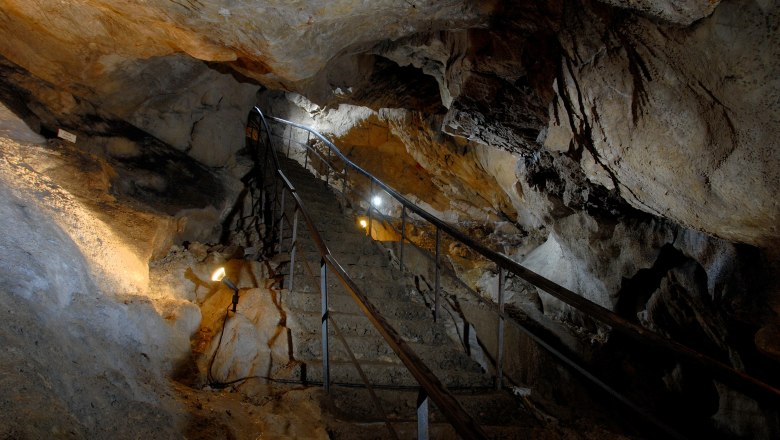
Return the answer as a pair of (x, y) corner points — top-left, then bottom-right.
(1, 0), (776, 248)
(0, 53), (258, 169)
(544, 1), (780, 247)
(0, 0), (778, 437)
(0, 0), (488, 144)
(0, 134), (189, 439)
(597, 0), (721, 24)
(259, 91), (517, 223)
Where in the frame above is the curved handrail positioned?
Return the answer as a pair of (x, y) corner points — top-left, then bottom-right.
(261, 110), (780, 403)
(248, 107), (488, 439)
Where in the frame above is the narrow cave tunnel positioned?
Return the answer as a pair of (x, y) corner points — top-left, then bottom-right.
(0, 1), (778, 439)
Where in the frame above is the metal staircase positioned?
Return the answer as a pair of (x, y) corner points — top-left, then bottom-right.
(244, 106), (780, 439)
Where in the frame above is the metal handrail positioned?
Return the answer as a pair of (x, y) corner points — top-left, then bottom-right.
(247, 107), (488, 439)
(260, 111), (780, 405)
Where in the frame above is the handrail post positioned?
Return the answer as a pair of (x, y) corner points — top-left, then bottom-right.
(368, 180), (374, 239)
(289, 208), (299, 294)
(496, 267), (505, 390)
(278, 189), (286, 252)
(400, 206), (406, 273)
(271, 177), (278, 247)
(417, 389), (429, 440)
(260, 190), (266, 227)
(304, 147), (309, 170)
(286, 124), (292, 157)
(321, 258), (330, 393)
(342, 166), (348, 195)
(434, 227), (441, 322)
(325, 156), (330, 185)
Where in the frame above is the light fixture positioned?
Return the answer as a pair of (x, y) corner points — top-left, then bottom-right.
(359, 219), (368, 229)
(211, 266), (240, 312)
(371, 195), (382, 207)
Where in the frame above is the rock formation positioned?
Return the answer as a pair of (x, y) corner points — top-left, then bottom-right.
(0, 0), (778, 438)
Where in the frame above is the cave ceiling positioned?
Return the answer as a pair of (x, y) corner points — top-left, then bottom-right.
(0, 0), (778, 248)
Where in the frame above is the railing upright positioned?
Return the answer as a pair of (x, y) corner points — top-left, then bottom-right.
(368, 180), (374, 238)
(289, 208), (299, 294)
(400, 206), (407, 273)
(320, 258), (330, 393)
(278, 190), (286, 252)
(496, 268), (505, 390)
(434, 227), (441, 322)
(417, 390), (429, 440)
(342, 166), (348, 195)
(286, 124), (292, 157)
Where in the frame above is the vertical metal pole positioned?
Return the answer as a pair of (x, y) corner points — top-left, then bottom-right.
(271, 177), (278, 240)
(260, 190), (266, 226)
(321, 258), (330, 393)
(400, 206), (406, 272)
(342, 167), (348, 195)
(434, 227), (441, 322)
(278, 190), (286, 252)
(262, 130), (269, 184)
(286, 125), (292, 157)
(417, 389), (429, 440)
(368, 180), (374, 239)
(497, 267), (505, 390)
(288, 209), (299, 294)
(304, 148), (309, 170)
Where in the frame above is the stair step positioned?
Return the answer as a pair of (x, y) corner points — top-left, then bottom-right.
(278, 359), (492, 389)
(292, 263), (398, 283)
(324, 420), (541, 440)
(288, 250), (391, 272)
(289, 311), (449, 345)
(326, 386), (536, 427)
(288, 278), (415, 304)
(286, 292), (432, 320)
(294, 336), (483, 375)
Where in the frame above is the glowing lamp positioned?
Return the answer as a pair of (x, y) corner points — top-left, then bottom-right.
(211, 267), (226, 282)
(359, 219), (368, 229)
(371, 195), (382, 207)
(211, 266), (239, 312)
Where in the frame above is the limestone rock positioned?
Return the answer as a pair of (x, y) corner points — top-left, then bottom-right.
(548, 1), (780, 246)
(597, 0), (721, 24)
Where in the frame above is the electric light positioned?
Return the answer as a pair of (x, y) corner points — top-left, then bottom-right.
(371, 195), (382, 207)
(211, 267), (226, 282)
(359, 219), (368, 228)
(211, 266), (240, 312)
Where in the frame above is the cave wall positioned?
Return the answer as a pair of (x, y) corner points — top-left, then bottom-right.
(0, 0), (778, 437)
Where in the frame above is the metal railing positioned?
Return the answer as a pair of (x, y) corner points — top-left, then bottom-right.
(246, 107), (487, 439)
(252, 107), (780, 437)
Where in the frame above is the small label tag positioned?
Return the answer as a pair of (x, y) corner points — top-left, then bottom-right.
(57, 128), (77, 143)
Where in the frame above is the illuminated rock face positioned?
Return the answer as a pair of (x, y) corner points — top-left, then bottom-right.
(2, 0), (776, 246)
(0, 1), (779, 437)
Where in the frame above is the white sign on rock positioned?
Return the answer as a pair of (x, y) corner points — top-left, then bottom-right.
(57, 128), (77, 143)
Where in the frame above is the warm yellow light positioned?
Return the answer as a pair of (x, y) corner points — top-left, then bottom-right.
(359, 219), (368, 228)
(211, 267), (226, 282)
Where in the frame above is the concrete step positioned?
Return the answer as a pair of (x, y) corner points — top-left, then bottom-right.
(324, 420), (541, 440)
(326, 386), (537, 428)
(286, 293), (432, 321)
(290, 311), (449, 346)
(288, 249), (391, 271)
(280, 359), (492, 389)
(288, 278), (416, 305)
(294, 336), (483, 375)
(291, 262), (399, 283)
